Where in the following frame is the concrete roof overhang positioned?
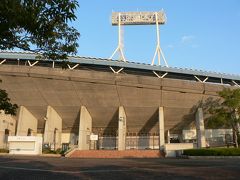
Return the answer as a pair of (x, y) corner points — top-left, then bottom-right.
(0, 51), (239, 86)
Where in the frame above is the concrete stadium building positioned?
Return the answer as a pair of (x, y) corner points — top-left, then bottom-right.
(0, 51), (239, 155)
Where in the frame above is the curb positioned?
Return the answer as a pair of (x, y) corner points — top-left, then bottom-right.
(0, 153), (62, 158)
(188, 156), (240, 159)
(40, 154), (62, 157)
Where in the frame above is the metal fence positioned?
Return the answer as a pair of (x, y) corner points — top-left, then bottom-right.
(91, 134), (160, 150)
(206, 134), (233, 147)
(126, 135), (159, 150)
(98, 136), (117, 150)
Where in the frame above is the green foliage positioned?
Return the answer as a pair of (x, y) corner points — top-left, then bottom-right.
(183, 148), (240, 156)
(0, 89), (18, 115)
(0, 149), (9, 153)
(42, 148), (64, 155)
(204, 88), (240, 147)
(0, 0), (80, 60)
(206, 88), (240, 130)
(42, 148), (57, 154)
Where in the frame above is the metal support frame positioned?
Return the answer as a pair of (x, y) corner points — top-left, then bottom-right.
(221, 78), (223, 84)
(151, 12), (168, 67)
(110, 66), (124, 74)
(27, 60), (39, 67)
(203, 77), (208, 83)
(67, 64), (79, 70)
(109, 13), (126, 62)
(232, 80), (240, 87)
(153, 71), (168, 78)
(0, 59), (6, 65)
(194, 75), (208, 83)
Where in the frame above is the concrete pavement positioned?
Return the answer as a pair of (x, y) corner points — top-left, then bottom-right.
(0, 156), (240, 179)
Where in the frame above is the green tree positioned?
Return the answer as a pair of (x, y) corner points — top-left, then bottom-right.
(0, 0), (80, 60)
(207, 88), (240, 148)
(0, 89), (18, 115)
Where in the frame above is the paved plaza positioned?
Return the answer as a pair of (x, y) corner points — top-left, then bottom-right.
(0, 156), (240, 179)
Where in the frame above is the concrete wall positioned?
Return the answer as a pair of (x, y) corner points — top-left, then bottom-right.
(165, 143), (195, 157)
(0, 112), (16, 148)
(78, 106), (92, 150)
(44, 106), (62, 149)
(16, 106), (38, 136)
(0, 65), (228, 141)
(62, 133), (78, 145)
(8, 136), (42, 155)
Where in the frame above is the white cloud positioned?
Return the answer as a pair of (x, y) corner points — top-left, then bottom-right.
(181, 35), (195, 44)
(167, 44), (174, 49)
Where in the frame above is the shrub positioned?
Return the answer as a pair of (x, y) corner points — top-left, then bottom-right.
(183, 148), (240, 156)
(42, 148), (65, 155)
(0, 149), (9, 153)
(42, 148), (57, 154)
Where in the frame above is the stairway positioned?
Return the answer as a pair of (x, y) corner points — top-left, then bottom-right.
(68, 150), (164, 158)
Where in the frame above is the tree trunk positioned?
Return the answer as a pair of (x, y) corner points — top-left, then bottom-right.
(233, 129), (239, 148)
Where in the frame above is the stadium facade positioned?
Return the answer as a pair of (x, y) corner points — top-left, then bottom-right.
(0, 51), (239, 152)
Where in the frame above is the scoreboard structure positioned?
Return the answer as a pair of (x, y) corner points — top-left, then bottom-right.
(111, 11), (166, 25)
(110, 10), (168, 67)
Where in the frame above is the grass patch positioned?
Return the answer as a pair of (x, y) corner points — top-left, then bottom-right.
(183, 148), (240, 156)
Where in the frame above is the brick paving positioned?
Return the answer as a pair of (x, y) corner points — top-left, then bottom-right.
(69, 150), (163, 158)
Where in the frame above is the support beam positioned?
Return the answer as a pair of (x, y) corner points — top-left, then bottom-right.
(194, 76), (202, 83)
(110, 66), (124, 74)
(153, 71), (168, 79)
(159, 107), (165, 150)
(78, 106), (92, 150)
(151, 13), (168, 67)
(195, 108), (206, 148)
(16, 106), (38, 136)
(232, 80), (240, 87)
(67, 64), (79, 70)
(27, 60), (39, 67)
(109, 13), (126, 62)
(0, 59), (6, 65)
(118, 106), (127, 150)
(44, 106), (62, 150)
(167, 130), (170, 144)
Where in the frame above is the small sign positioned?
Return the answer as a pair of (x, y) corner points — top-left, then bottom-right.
(90, 134), (98, 141)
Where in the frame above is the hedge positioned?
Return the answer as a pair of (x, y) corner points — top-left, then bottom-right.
(183, 148), (240, 156)
(0, 149), (9, 153)
(42, 148), (65, 155)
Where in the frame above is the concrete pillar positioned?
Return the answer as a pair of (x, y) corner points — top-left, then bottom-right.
(43, 106), (62, 150)
(195, 108), (206, 148)
(159, 107), (165, 150)
(0, 111), (16, 148)
(167, 130), (170, 144)
(78, 106), (92, 150)
(118, 106), (127, 150)
(16, 106), (38, 136)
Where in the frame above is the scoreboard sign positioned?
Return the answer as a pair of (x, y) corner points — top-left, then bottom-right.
(112, 11), (166, 26)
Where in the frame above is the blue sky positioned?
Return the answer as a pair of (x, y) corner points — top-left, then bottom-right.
(73, 0), (240, 74)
